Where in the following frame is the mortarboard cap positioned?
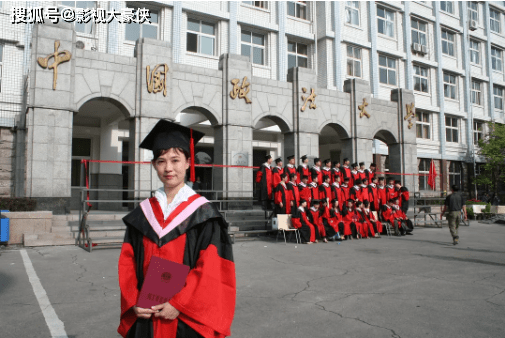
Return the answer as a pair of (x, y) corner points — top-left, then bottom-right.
(359, 162), (365, 166)
(287, 155), (295, 160)
(351, 163), (358, 168)
(324, 159), (331, 164)
(265, 155), (272, 161)
(275, 157), (283, 164)
(343, 158), (349, 162)
(314, 157), (321, 163)
(301, 155), (308, 161)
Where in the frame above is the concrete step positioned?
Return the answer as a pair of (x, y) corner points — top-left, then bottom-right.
(24, 234), (75, 247)
(51, 226), (73, 233)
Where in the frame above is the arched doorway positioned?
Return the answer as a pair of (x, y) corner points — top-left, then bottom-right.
(253, 115), (291, 166)
(71, 97), (132, 211)
(373, 129), (399, 180)
(319, 123), (349, 164)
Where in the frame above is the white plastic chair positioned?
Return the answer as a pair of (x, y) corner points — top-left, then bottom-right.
(275, 214), (300, 244)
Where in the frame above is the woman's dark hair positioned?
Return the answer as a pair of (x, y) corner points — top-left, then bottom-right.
(152, 147), (190, 162)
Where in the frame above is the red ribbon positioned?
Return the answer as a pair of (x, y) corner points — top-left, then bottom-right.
(190, 129), (195, 183)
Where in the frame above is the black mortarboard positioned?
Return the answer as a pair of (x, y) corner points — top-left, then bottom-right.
(370, 162), (377, 167)
(301, 155), (308, 161)
(347, 198), (355, 203)
(275, 157), (282, 164)
(140, 119), (204, 182)
(324, 159), (331, 164)
(343, 158), (349, 162)
(311, 199), (320, 206)
(287, 155), (295, 160)
(359, 162), (365, 166)
(314, 157), (321, 163)
(354, 179), (362, 185)
(395, 180), (402, 185)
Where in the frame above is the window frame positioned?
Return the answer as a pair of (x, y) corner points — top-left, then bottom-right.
(416, 111), (431, 140)
(418, 159), (434, 191)
(441, 28), (455, 57)
(473, 121), (483, 144)
(377, 6), (395, 38)
(494, 85), (504, 111)
(346, 45), (362, 78)
(345, 1), (360, 26)
(491, 46), (503, 72)
(490, 9), (501, 34)
(471, 80), (482, 106)
(440, 1), (454, 14)
(124, 5), (159, 42)
(186, 18), (217, 56)
(240, 29), (266, 66)
(287, 1), (308, 20)
(445, 116), (459, 143)
(0, 44), (3, 93)
(468, 2), (479, 22)
(59, 1), (96, 35)
(413, 64), (429, 93)
(469, 39), (480, 65)
(287, 41), (309, 69)
(242, 1), (268, 10)
(448, 161), (462, 188)
(378, 54), (397, 86)
(443, 72), (457, 100)
(411, 17), (428, 47)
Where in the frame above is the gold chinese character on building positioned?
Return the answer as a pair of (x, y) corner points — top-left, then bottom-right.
(358, 98), (370, 118)
(146, 64), (168, 96)
(37, 40), (72, 90)
(230, 76), (252, 103)
(404, 102), (415, 129)
(300, 87), (316, 112)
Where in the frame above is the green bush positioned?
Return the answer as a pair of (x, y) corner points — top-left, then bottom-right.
(465, 201), (488, 205)
(467, 207), (474, 218)
(0, 198), (37, 212)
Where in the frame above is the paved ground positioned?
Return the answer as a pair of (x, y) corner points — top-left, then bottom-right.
(1, 221), (504, 338)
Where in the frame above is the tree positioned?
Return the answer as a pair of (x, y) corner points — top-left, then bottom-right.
(474, 122), (505, 194)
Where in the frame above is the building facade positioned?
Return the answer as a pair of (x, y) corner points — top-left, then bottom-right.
(0, 1), (504, 212)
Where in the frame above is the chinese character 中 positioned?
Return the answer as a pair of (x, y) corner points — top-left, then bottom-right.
(358, 98), (370, 118)
(230, 76), (252, 104)
(300, 87), (316, 112)
(37, 40), (72, 90)
(404, 102), (415, 129)
(146, 64), (169, 97)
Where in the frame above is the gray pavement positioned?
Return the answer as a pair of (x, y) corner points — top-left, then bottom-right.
(1, 221), (504, 338)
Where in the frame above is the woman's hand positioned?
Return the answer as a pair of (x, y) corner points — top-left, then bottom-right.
(133, 306), (156, 319)
(152, 302), (180, 320)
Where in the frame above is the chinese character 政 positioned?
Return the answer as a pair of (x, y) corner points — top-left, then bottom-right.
(230, 77), (252, 104)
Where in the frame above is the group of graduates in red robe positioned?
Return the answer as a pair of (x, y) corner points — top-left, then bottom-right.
(256, 155), (414, 244)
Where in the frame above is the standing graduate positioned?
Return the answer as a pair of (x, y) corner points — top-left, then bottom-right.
(287, 173), (300, 213)
(298, 175), (311, 205)
(311, 158), (323, 184)
(360, 178), (370, 203)
(256, 155), (273, 210)
(341, 177), (351, 202)
(298, 155), (311, 183)
(386, 177), (398, 202)
(365, 163), (376, 183)
(321, 159), (332, 183)
(332, 161), (342, 184)
(358, 162), (367, 181)
(291, 199), (317, 244)
(368, 176), (380, 212)
(274, 173), (289, 215)
(284, 155), (297, 183)
(341, 158), (352, 184)
(309, 174), (320, 201)
(331, 175), (345, 207)
(350, 163), (360, 186)
(271, 158), (284, 189)
(377, 177), (387, 210)
(318, 175), (332, 206)
(118, 120), (235, 338)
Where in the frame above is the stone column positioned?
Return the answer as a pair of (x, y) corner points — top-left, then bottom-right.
(215, 54), (254, 200)
(25, 22), (76, 213)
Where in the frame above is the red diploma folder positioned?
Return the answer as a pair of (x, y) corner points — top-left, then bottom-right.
(136, 256), (190, 309)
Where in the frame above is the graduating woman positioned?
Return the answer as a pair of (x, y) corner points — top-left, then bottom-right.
(118, 120), (236, 338)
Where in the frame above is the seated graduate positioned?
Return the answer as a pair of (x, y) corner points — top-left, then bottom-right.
(356, 200), (375, 239)
(291, 199), (317, 244)
(363, 200), (382, 238)
(392, 197), (414, 235)
(382, 199), (403, 236)
(307, 199), (328, 243)
(286, 173), (300, 214)
(360, 178), (370, 203)
(298, 175), (311, 204)
(341, 199), (360, 240)
(118, 120), (235, 338)
(309, 174), (320, 201)
(332, 161), (342, 184)
(327, 199), (346, 241)
(272, 158), (284, 189)
(319, 198), (337, 241)
(318, 175), (332, 206)
(274, 173), (289, 215)
(284, 155), (297, 183)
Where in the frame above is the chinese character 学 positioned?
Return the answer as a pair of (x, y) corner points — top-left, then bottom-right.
(37, 40), (72, 90)
(404, 102), (415, 129)
(300, 87), (316, 112)
(146, 64), (169, 97)
(230, 76), (252, 103)
(358, 98), (370, 118)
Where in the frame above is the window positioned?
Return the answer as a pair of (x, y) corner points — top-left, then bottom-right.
(469, 40), (480, 64)
(468, 2), (478, 21)
(416, 111), (431, 139)
(411, 18), (427, 46)
(490, 9), (501, 33)
(346, 45), (361, 77)
(125, 8), (158, 41)
(242, 1), (267, 9)
(287, 41), (308, 69)
(413, 65), (429, 93)
(445, 117), (459, 143)
(0, 45), (2, 93)
(418, 159), (434, 190)
(441, 29), (455, 56)
(379, 55), (396, 85)
(494, 85), (504, 110)
(345, 1), (360, 26)
(186, 19), (216, 56)
(60, 1), (96, 34)
(241, 30), (265, 65)
(443, 73), (457, 99)
(287, 1), (307, 20)
(491, 47), (503, 72)
(471, 80), (482, 105)
(377, 6), (395, 38)
(449, 162), (462, 188)
(473, 121), (483, 144)
(440, 1), (454, 14)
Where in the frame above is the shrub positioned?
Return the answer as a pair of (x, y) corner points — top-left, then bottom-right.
(0, 198), (37, 212)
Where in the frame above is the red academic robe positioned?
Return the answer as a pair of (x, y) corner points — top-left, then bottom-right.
(357, 209), (375, 238)
(368, 184), (380, 211)
(292, 207), (316, 243)
(287, 181), (300, 211)
(272, 166), (284, 190)
(308, 207), (326, 238)
(274, 183), (289, 214)
(331, 183), (345, 207)
(365, 169), (375, 182)
(400, 187), (410, 213)
(358, 170), (366, 181)
(311, 166), (323, 186)
(284, 165), (297, 183)
(309, 182), (320, 201)
(328, 209), (344, 234)
(341, 184), (350, 202)
(349, 186), (362, 202)
(255, 164), (272, 201)
(318, 183), (332, 203)
(360, 185), (370, 202)
(341, 166), (352, 185)
(332, 168), (342, 184)
(342, 207), (362, 237)
(386, 185), (398, 202)
(350, 171), (360, 187)
(322, 167), (332, 183)
(298, 165), (310, 183)
(118, 195), (236, 338)
(382, 205), (399, 225)
(377, 185), (387, 208)
(364, 209), (383, 233)
(298, 182), (311, 204)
